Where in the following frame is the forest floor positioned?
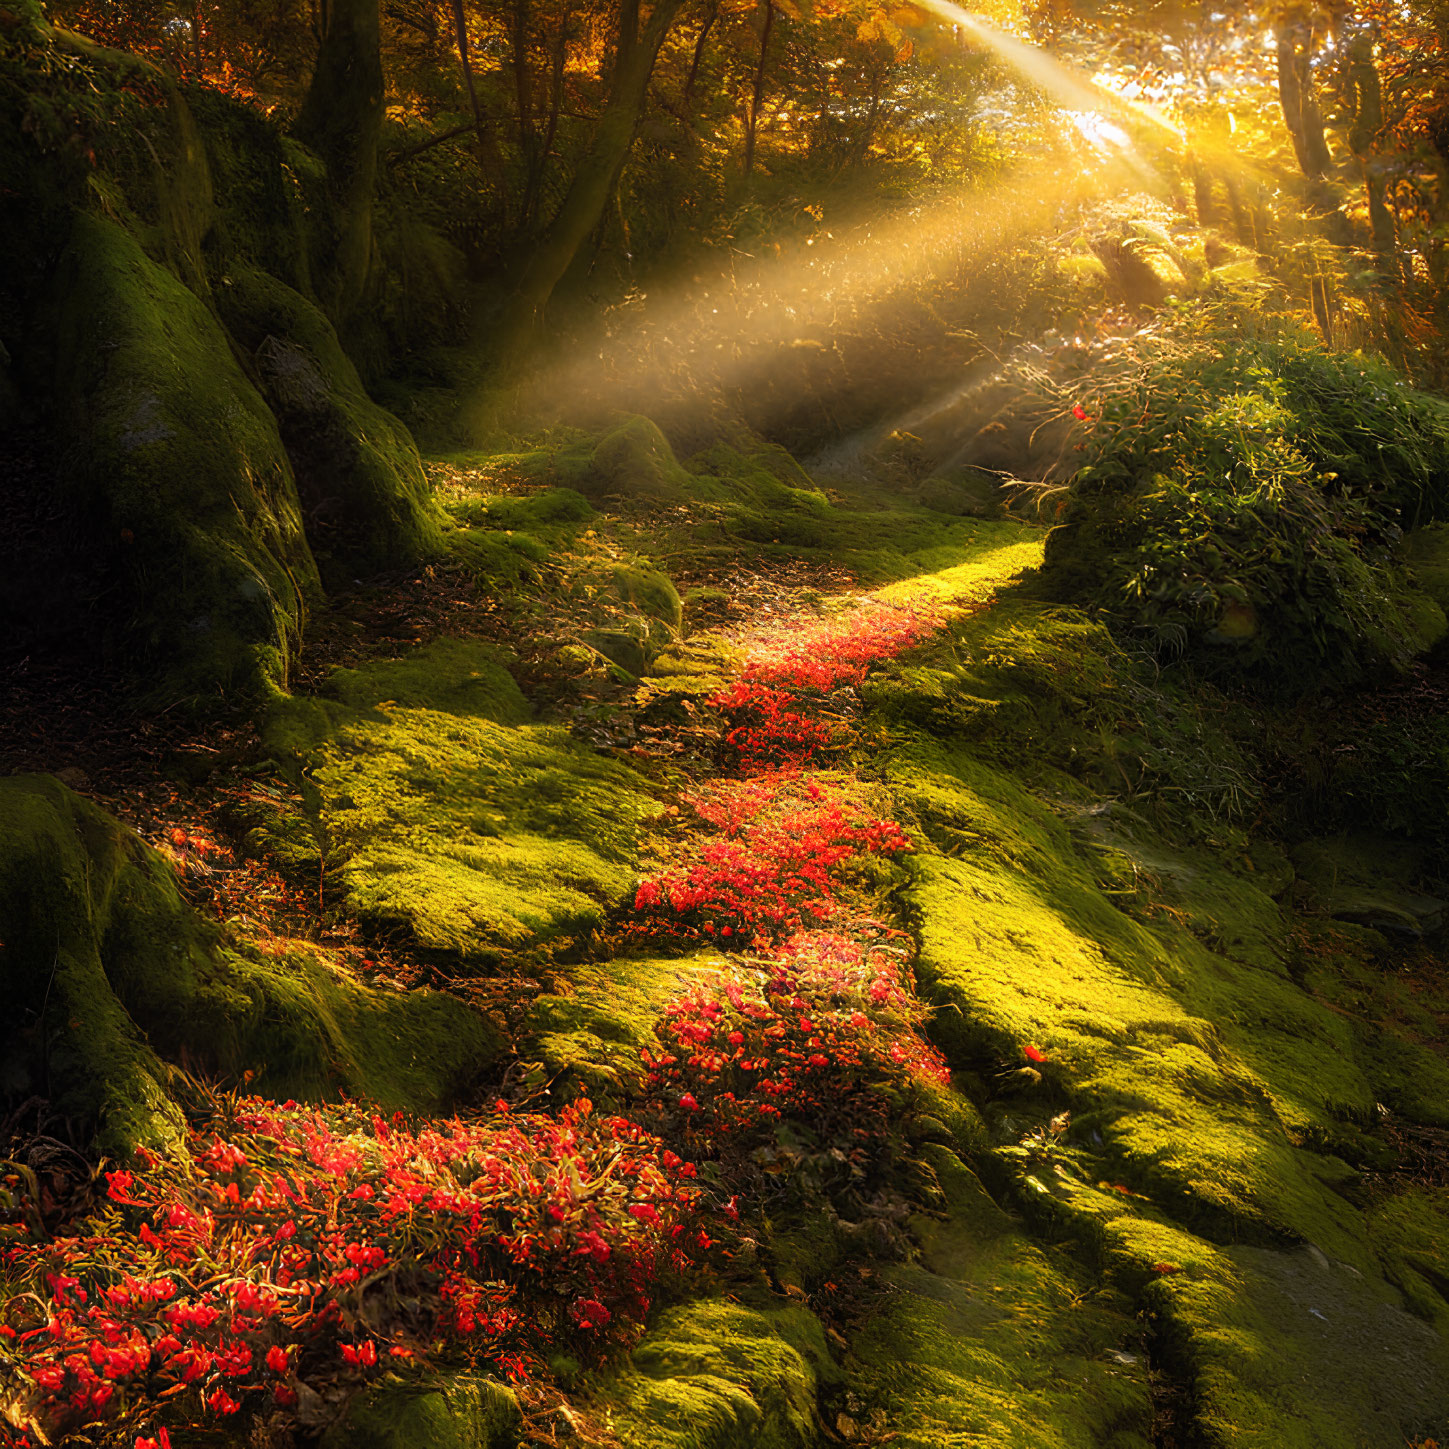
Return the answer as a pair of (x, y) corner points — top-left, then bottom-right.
(7, 425), (1449, 1449)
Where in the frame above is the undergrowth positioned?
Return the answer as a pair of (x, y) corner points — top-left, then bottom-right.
(1043, 319), (1449, 690)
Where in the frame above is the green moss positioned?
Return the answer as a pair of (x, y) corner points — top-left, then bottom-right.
(188, 87), (311, 290)
(847, 1144), (1152, 1449)
(592, 1299), (832, 1449)
(319, 1372), (520, 1449)
(859, 586), (1449, 1446)
(0, 775), (502, 1157)
(1290, 834), (1446, 937)
(1405, 524), (1449, 617)
(211, 941), (503, 1111)
(915, 470), (1000, 518)
(518, 417), (711, 504)
(0, 776), (189, 1156)
(1368, 1187), (1449, 1334)
(325, 637), (530, 722)
(451, 487), (594, 532)
(218, 263), (446, 572)
(53, 213), (319, 702)
(455, 529), (550, 586)
(529, 955), (719, 1097)
(266, 640), (658, 963)
(217, 789), (323, 880)
(587, 417), (701, 501)
(610, 564), (684, 633)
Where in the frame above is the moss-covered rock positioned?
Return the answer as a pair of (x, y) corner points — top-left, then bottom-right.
(915, 469), (999, 518)
(592, 1299), (833, 1449)
(585, 417), (699, 501)
(611, 563), (684, 633)
(266, 640), (657, 964)
(52, 213), (319, 701)
(318, 1372), (520, 1449)
(529, 954), (719, 1098)
(219, 263), (446, 572)
(0, 774), (502, 1156)
(188, 87), (314, 291)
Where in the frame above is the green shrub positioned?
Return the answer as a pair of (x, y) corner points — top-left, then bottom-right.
(1042, 329), (1449, 689)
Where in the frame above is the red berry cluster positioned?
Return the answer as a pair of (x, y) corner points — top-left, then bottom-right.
(0, 1098), (705, 1448)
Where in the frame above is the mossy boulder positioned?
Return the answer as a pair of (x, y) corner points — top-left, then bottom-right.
(522, 417), (706, 504)
(52, 212), (319, 701)
(529, 955), (719, 1098)
(915, 469), (999, 518)
(188, 88), (314, 291)
(585, 416), (697, 501)
(219, 263), (445, 572)
(0, 774), (503, 1156)
(266, 640), (657, 963)
(318, 1372), (520, 1449)
(593, 1299), (834, 1449)
(611, 564), (684, 633)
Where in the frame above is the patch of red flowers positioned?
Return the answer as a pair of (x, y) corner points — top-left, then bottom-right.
(639, 929), (948, 1205)
(733, 602), (936, 693)
(0, 1098), (706, 1446)
(633, 774), (911, 942)
(710, 602), (934, 771)
(629, 592), (954, 1213)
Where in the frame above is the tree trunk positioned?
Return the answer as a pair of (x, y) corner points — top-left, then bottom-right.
(683, 2), (719, 110)
(1344, 23), (1398, 263)
(293, 0), (384, 321)
(743, 1), (775, 178)
(490, 0), (689, 366)
(511, 0), (542, 218)
(1275, 12), (1332, 180)
(450, 0), (507, 216)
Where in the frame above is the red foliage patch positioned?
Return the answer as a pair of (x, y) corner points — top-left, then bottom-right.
(0, 1099), (705, 1447)
(633, 775), (910, 943)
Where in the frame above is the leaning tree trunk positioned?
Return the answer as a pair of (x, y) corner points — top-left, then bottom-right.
(490, 0), (689, 368)
(1275, 10), (1333, 181)
(293, 0), (384, 321)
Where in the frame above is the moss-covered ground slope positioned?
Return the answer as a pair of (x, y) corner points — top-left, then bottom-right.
(863, 591), (1449, 1449)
